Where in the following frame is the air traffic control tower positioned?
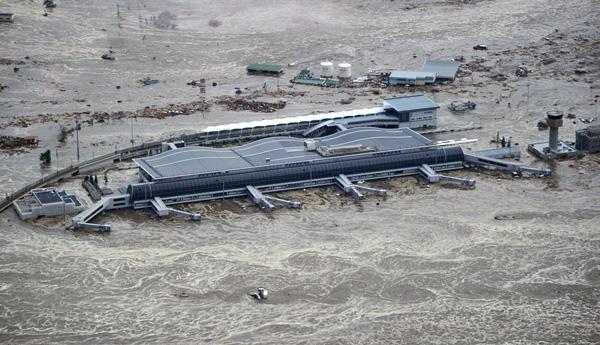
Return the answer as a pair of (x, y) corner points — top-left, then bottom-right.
(528, 111), (577, 159)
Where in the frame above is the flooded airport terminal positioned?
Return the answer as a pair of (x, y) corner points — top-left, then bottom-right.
(0, 0), (599, 344)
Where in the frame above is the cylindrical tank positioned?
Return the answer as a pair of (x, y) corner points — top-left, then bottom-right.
(337, 63), (352, 79)
(546, 110), (563, 150)
(320, 61), (334, 78)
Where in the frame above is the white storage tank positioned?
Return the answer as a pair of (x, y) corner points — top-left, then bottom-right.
(337, 63), (352, 79)
(320, 61), (334, 78)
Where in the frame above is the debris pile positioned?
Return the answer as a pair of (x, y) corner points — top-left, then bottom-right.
(138, 100), (210, 119)
(216, 97), (286, 113)
(150, 11), (177, 29)
(516, 65), (529, 77)
(579, 117), (595, 124)
(2, 99), (212, 130)
(339, 97), (355, 105)
(0, 135), (39, 149)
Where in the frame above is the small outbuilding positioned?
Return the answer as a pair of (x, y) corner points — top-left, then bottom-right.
(421, 59), (461, 81)
(388, 71), (437, 86)
(576, 125), (600, 153)
(247, 63), (284, 76)
(13, 188), (87, 220)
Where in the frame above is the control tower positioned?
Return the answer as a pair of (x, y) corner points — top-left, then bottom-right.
(528, 110), (577, 160)
(546, 111), (563, 151)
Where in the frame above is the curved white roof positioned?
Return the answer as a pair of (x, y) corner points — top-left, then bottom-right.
(203, 107), (385, 133)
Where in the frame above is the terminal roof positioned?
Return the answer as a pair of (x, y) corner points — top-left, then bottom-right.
(203, 107), (384, 133)
(135, 127), (433, 180)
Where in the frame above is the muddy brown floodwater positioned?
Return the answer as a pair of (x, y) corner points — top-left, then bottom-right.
(1, 0), (599, 344)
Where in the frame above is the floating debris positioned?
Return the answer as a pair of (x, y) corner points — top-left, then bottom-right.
(101, 51), (115, 61)
(43, 0), (56, 9)
(0, 135), (39, 149)
(516, 65), (529, 77)
(140, 77), (160, 86)
(449, 101), (477, 112)
(250, 288), (268, 301)
(187, 79), (206, 87)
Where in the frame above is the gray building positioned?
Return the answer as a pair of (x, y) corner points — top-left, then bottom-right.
(576, 126), (600, 153)
(388, 71), (437, 86)
(196, 95), (440, 144)
(382, 95), (438, 128)
(13, 188), (86, 220)
(421, 59), (461, 80)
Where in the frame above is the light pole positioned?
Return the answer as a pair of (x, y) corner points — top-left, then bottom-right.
(130, 117), (135, 148)
(55, 148), (59, 173)
(75, 120), (80, 162)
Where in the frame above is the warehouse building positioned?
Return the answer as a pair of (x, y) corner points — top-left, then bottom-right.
(421, 59), (461, 80)
(388, 71), (437, 86)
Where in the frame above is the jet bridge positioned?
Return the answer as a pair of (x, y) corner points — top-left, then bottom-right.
(335, 174), (387, 200)
(418, 164), (476, 186)
(464, 153), (551, 176)
(246, 185), (301, 211)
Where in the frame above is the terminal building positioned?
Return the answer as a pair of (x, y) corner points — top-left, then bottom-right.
(72, 126), (550, 231)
